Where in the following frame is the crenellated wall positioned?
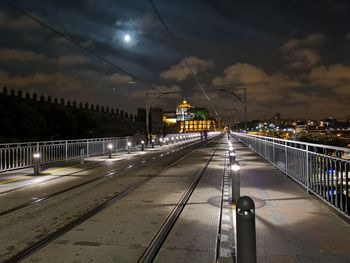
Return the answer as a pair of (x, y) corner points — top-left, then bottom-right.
(0, 86), (146, 142)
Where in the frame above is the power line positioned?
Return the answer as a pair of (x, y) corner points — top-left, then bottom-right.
(148, 0), (220, 118)
(2, 0), (144, 85)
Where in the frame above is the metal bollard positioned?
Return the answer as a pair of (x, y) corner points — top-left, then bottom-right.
(33, 152), (41, 176)
(141, 140), (145, 151)
(231, 161), (240, 203)
(80, 148), (85, 165)
(229, 151), (236, 162)
(236, 196), (257, 263)
(159, 138), (163, 146)
(151, 139), (155, 148)
(107, 143), (113, 158)
(127, 142), (131, 154)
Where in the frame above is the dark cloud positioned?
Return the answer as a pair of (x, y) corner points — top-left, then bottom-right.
(0, 0), (349, 120)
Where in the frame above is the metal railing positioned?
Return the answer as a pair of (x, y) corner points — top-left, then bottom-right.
(0, 136), (135, 172)
(0, 132), (207, 173)
(233, 132), (350, 218)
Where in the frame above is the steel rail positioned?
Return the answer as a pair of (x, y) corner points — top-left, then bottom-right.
(0, 135), (207, 216)
(6, 135), (220, 263)
(138, 137), (222, 262)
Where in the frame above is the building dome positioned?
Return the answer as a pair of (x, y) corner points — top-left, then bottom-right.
(177, 99), (191, 109)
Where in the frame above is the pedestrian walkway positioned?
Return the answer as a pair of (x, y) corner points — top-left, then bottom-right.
(232, 138), (350, 263)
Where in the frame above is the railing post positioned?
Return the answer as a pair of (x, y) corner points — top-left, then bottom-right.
(64, 141), (68, 162)
(102, 139), (105, 154)
(80, 148), (85, 165)
(272, 138), (275, 162)
(285, 140), (288, 173)
(86, 140), (90, 157)
(306, 144), (310, 194)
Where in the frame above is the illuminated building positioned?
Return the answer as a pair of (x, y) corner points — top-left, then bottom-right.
(163, 99), (216, 133)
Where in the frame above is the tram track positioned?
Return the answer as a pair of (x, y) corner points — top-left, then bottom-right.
(0, 140), (195, 196)
(4, 136), (220, 263)
(0, 138), (207, 218)
(138, 137), (222, 262)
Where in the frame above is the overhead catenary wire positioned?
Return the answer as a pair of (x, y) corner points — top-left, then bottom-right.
(148, 0), (220, 118)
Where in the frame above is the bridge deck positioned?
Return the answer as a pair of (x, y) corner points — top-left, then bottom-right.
(232, 138), (350, 263)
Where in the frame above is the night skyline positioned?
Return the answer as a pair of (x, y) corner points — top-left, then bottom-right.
(1, 0), (350, 120)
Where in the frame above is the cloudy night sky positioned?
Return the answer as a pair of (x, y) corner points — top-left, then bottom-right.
(1, 0), (350, 120)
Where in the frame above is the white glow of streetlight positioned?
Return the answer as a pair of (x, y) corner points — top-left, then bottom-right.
(231, 163), (240, 171)
(229, 152), (236, 157)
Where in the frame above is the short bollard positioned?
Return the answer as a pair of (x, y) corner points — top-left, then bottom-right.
(33, 152), (41, 176)
(127, 141), (131, 154)
(159, 138), (163, 146)
(141, 140), (145, 151)
(229, 151), (236, 162)
(236, 196), (257, 263)
(231, 161), (240, 203)
(151, 139), (155, 148)
(80, 148), (85, 165)
(171, 137), (175, 144)
(107, 143), (113, 158)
